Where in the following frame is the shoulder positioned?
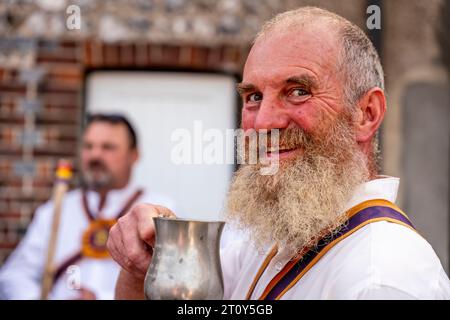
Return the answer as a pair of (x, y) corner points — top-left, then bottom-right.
(220, 229), (263, 273)
(33, 188), (82, 218)
(324, 221), (450, 299)
(63, 188), (83, 202)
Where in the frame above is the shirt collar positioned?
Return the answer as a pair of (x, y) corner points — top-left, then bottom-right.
(84, 180), (142, 217)
(345, 175), (400, 211)
(272, 176), (401, 260)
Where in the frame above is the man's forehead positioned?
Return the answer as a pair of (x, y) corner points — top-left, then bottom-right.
(83, 122), (127, 142)
(254, 18), (340, 50)
(243, 24), (340, 81)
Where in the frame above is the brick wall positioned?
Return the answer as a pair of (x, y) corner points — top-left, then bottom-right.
(0, 40), (249, 264)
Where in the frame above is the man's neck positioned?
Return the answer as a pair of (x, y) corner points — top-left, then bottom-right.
(91, 178), (130, 194)
(92, 181), (130, 211)
(88, 179), (131, 208)
(86, 187), (110, 211)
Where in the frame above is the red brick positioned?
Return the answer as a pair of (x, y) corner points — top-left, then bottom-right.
(135, 43), (149, 66)
(162, 45), (180, 66)
(104, 44), (120, 66)
(179, 46), (193, 66)
(191, 47), (209, 68)
(0, 84), (27, 94)
(120, 44), (135, 66)
(149, 45), (163, 65)
(36, 42), (81, 64)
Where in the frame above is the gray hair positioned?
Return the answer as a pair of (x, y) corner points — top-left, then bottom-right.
(255, 6), (384, 108)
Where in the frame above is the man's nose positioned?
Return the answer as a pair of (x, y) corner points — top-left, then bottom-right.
(87, 145), (103, 158)
(254, 95), (290, 131)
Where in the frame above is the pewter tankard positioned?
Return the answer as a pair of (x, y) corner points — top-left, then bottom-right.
(144, 217), (225, 300)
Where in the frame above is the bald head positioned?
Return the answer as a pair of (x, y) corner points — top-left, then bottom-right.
(254, 6), (384, 108)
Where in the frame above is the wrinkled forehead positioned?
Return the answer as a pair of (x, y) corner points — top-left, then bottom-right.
(244, 23), (341, 82)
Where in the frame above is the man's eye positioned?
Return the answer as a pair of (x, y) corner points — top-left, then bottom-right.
(247, 92), (262, 103)
(103, 144), (115, 150)
(291, 88), (309, 96)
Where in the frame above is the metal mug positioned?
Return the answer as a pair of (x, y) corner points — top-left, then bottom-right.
(144, 217), (225, 300)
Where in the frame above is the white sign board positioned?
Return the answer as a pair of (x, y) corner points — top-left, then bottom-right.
(86, 71), (237, 220)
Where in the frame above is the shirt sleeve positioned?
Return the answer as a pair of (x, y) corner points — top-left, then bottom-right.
(434, 269), (450, 299)
(355, 285), (418, 300)
(0, 202), (52, 299)
(353, 269), (450, 299)
(220, 229), (250, 300)
(220, 242), (241, 300)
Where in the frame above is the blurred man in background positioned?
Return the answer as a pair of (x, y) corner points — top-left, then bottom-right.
(0, 113), (177, 299)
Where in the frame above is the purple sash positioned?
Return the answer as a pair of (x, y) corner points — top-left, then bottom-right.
(260, 204), (415, 300)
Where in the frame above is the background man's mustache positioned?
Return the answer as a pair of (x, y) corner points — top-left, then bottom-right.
(87, 160), (107, 169)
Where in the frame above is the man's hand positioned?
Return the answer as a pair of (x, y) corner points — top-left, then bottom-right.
(107, 203), (176, 299)
(73, 287), (97, 300)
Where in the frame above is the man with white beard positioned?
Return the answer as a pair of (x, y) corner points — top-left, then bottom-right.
(107, 7), (450, 299)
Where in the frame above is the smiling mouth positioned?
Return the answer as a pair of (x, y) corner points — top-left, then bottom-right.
(265, 147), (301, 159)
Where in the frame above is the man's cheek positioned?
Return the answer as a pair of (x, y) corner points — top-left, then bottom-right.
(80, 157), (90, 171)
(241, 111), (256, 130)
(290, 111), (321, 136)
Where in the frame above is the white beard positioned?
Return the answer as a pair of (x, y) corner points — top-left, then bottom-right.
(225, 116), (369, 256)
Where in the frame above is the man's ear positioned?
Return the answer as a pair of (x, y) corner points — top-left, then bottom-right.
(354, 87), (386, 143)
(130, 148), (139, 164)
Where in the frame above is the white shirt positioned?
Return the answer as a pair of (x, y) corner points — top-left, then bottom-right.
(0, 182), (177, 300)
(221, 177), (450, 299)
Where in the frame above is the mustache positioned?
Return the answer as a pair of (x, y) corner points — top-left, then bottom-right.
(277, 127), (312, 149)
(238, 127), (314, 165)
(249, 127), (313, 151)
(87, 159), (107, 170)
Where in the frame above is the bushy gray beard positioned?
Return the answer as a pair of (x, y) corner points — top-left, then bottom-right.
(225, 115), (369, 256)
